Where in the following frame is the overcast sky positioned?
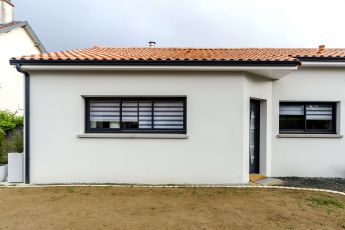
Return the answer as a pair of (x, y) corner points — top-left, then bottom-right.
(12, 0), (345, 52)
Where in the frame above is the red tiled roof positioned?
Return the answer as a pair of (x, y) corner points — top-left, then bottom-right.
(11, 47), (345, 63)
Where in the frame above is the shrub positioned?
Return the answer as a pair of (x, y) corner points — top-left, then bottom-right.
(5, 129), (23, 154)
(0, 110), (23, 134)
(0, 128), (5, 164)
(0, 111), (24, 164)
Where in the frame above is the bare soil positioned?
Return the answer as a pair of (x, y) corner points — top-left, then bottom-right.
(0, 187), (344, 230)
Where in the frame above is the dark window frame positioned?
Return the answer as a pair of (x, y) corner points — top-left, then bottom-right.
(85, 97), (187, 134)
(279, 102), (337, 134)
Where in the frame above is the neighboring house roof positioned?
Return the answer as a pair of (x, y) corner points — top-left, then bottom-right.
(0, 21), (47, 53)
(2, 0), (14, 7)
(10, 47), (345, 65)
(0, 21), (17, 30)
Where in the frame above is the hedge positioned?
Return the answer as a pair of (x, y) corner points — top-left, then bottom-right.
(0, 111), (24, 164)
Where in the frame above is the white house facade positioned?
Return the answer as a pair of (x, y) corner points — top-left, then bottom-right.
(0, 0), (46, 115)
(10, 47), (345, 184)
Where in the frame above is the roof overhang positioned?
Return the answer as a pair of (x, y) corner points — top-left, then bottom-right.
(0, 21), (47, 53)
(17, 64), (298, 79)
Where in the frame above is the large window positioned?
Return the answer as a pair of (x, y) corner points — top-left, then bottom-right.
(85, 97), (186, 133)
(279, 102), (336, 134)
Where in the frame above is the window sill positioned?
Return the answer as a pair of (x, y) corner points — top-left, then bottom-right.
(277, 134), (343, 138)
(77, 133), (189, 139)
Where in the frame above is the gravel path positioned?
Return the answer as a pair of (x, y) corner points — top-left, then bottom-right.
(277, 177), (345, 193)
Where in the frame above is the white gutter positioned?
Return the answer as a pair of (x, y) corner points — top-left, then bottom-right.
(302, 62), (345, 67)
(20, 65), (297, 79)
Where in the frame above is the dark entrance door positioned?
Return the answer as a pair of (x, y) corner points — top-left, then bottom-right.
(249, 100), (260, 174)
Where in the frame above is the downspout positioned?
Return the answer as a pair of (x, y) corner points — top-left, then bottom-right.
(15, 64), (30, 184)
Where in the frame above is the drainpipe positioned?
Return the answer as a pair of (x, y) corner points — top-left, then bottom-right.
(15, 64), (30, 184)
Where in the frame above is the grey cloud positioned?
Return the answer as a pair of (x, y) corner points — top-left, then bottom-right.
(12, 0), (345, 52)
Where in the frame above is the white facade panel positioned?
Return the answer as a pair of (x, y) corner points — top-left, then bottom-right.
(24, 66), (345, 184)
(29, 71), (252, 184)
(272, 68), (345, 178)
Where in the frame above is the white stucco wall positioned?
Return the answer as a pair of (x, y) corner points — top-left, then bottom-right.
(25, 66), (345, 184)
(272, 67), (345, 178)
(0, 27), (40, 115)
(28, 70), (258, 184)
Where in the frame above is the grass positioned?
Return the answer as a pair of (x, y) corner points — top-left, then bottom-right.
(0, 187), (344, 229)
(306, 195), (344, 209)
(67, 187), (75, 193)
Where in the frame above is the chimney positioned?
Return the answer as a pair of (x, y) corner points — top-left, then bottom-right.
(0, 0), (14, 24)
(148, 41), (156, 48)
(318, 44), (325, 53)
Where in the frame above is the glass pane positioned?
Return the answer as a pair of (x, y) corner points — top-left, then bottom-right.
(154, 101), (184, 129)
(279, 104), (305, 131)
(306, 104), (333, 131)
(139, 101), (152, 129)
(122, 101), (153, 129)
(306, 120), (333, 131)
(280, 105), (304, 115)
(89, 99), (120, 129)
(306, 105), (332, 120)
(122, 101), (139, 129)
(249, 110), (255, 165)
(279, 115), (305, 130)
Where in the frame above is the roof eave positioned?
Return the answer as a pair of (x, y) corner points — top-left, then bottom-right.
(22, 22), (47, 53)
(12, 62), (299, 80)
(297, 57), (345, 62)
(0, 21), (26, 33)
(9, 59), (300, 67)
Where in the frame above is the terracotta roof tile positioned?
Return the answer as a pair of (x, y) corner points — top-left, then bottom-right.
(11, 47), (345, 63)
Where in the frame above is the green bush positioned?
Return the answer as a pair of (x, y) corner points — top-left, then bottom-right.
(5, 129), (24, 154)
(0, 110), (23, 134)
(0, 111), (24, 164)
(0, 128), (5, 164)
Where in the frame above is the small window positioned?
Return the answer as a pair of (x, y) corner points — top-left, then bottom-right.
(279, 102), (336, 134)
(86, 97), (186, 133)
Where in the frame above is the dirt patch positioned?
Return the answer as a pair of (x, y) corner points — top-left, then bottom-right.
(0, 187), (344, 229)
(277, 177), (345, 193)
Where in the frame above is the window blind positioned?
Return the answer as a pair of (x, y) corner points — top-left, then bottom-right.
(306, 105), (333, 120)
(122, 101), (138, 122)
(279, 105), (304, 115)
(153, 101), (184, 129)
(139, 101), (152, 129)
(90, 100), (120, 122)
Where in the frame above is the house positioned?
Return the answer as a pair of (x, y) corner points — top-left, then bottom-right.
(0, 0), (46, 115)
(10, 45), (345, 184)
